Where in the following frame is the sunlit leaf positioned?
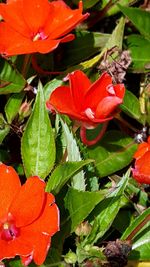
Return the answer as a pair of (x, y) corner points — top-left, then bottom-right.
(118, 5), (150, 41)
(64, 187), (106, 232)
(120, 89), (143, 123)
(87, 131), (137, 177)
(21, 81), (55, 179)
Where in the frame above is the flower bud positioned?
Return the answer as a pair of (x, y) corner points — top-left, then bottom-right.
(19, 100), (32, 121)
(64, 250), (77, 264)
(75, 221), (92, 236)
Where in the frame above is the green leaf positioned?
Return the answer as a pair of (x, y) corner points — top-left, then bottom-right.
(0, 59), (26, 94)
(21, 81), (55, 179)
(87, 131), (137, 177)
(0, 114), (10, 144)
(5, 93), (24, 123)
(118, 5), (150, 41)
(44, 78), (63, 101)
(129, 243), (150, 261)
(81, 17), (125, 69)
(89, 169), (130, 242)
(60, 30), (110, 68)
(126, 34), (150, 73)
(64, 187), (106, 232)
(46, 159), (94, 194)
(120, 89), (143, 122)
(60, 118), (86, 191)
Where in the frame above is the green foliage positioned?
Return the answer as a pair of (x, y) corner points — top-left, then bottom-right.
(5, 93), (24, 123)
(21, 82), (55, 179)
(119, 5), (150, 41)
(0, 59), (26, 94)
(64, 187), (106, 232)
(46, 159), (93, 194)
(121, 89), (143, 122)
(126, 35), (150, 73)
(87, 131), (137, 177)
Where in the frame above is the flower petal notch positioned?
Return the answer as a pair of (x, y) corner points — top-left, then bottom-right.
(0, 163), (59, 266)
(132, 136), (150, 184)
(0, 0), (89, 56)
(47, 70), (125, 145)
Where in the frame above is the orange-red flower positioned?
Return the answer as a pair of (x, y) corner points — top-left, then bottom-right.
(46, 70), (125, 128)
(132, 137), (150, 184)
(0, 163), (59, 265)
(0, 0), (88, 56)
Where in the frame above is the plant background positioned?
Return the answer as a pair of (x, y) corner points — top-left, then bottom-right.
(0, 0), (150, 266)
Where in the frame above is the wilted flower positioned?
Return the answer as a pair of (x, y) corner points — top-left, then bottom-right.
(47, 70), (125, 129)
(0, 0), (88, 56)
(132, 137), (150, 184)
(0, 163), (59, 266)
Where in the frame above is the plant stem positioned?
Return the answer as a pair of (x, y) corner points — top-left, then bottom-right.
(21, 54), (32, 78)
(80, 122), (108, 146)
(126, 214), (150, 242)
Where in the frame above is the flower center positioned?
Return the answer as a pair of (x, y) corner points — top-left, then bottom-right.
(0, 222), (20, 241)
(32, 31), (48, 42)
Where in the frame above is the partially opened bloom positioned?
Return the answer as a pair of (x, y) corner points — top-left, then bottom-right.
(47, 70), (125, 128)
(0, 0), (88, 56)
(0, 163), (59, 265)
(132, 137), (150, 184)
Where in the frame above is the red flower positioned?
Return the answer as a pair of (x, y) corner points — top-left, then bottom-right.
(0, 163), (59, 265)
(132, 137), (150, 184)
(0, 0), (88, 56)
(46, 70), (125, 129)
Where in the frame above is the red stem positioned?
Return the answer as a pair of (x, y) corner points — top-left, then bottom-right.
(80, 122), (109, 146)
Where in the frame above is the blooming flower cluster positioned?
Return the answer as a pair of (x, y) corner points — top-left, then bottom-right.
(0, 0), (89, 56)
(132, 137), (150, 184)
(0, 163), (59, 266)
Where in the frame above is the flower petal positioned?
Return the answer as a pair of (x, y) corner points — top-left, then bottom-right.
(68, 70), (91, 111)
(134, 142), (150, 159)
(47, 85), (76, 114)
(132, 151), (150, 184)
(84, 72), (113, 110)
(21, 234), (51, 266)
(20, 193), (59, 265)
(22, 0), (51, 34)
(0, 236), (31, 261)
(0, 23), (61, 56)
(23, 193), (59, 235)
(95, 96), (122, 119)
(0, 1), (30, 37)
(0, 163), (21, 220)
(44, 1), (89, 39)
(113, 84), (125, 99)
(10, 177), (46, 227)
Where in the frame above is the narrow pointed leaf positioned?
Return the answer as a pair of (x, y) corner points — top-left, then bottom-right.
(46, 159), (94, 194)
(21, 81), (55, 179)
(89, 169), (130, 242)
(60, 118), (86, 191)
